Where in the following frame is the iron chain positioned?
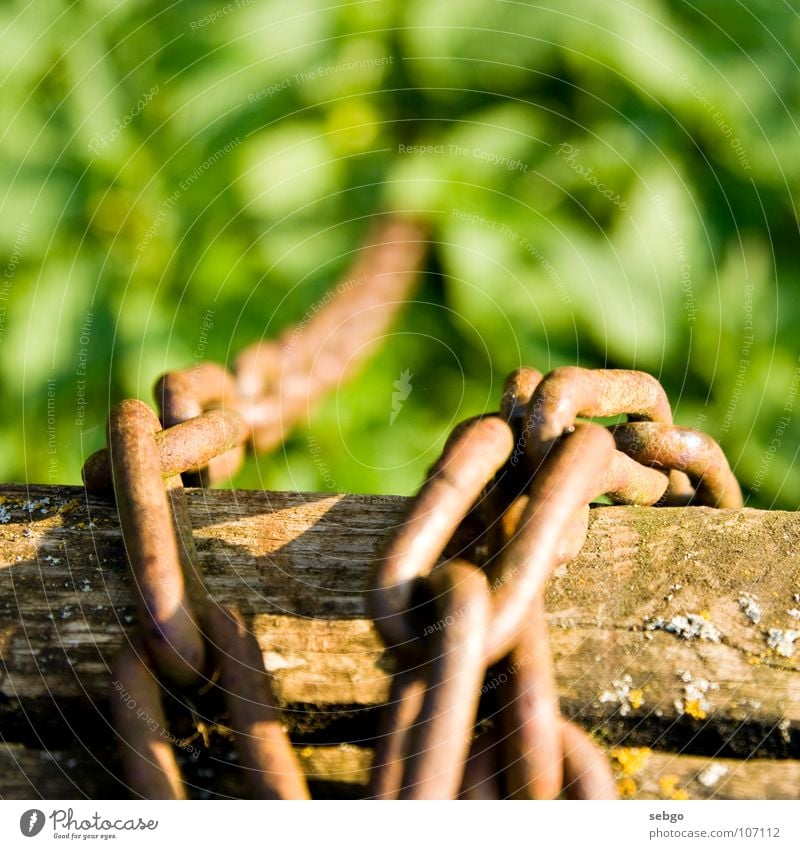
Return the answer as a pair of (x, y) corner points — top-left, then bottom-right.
(84, 217), (427, 798)
(368, 365), (741, 799)
(83, 218), (741, 799)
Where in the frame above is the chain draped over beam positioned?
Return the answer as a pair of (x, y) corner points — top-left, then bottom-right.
(2, 218), (798, 801)
(1, 484), (799, 798)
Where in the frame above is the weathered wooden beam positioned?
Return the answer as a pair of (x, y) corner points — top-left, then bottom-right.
(1, 484), (799, 798)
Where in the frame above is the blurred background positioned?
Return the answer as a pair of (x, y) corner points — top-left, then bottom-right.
(1, 0), (799, 506)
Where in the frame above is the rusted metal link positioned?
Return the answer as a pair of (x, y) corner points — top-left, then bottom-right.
(498, 593), (563, 799)
(369, 561), (491, 800)
(603, 449), (669, 505)
(106, 400), (307, 798)
(369, 415), (514, 651)
(497, 371), (615, 799)
(83, 409), (245, 495)
(495, 598), (619, 800)
(110, 607), (308, 801)
(237, 217), (428, 454)
(524, 366), (673, 449)
(109, 643), (185, 800)
(522, 366), (693, 500)
(485, 423), (616, 665)
(455, 423), (537, 568)
(500, 367), (544, 423)
(155, 362), (235, 423)
(94, 278), (743, 807)
(165, 472), (209, 624)
(108, 399), (205, 687)
(395, 560), (491, 800)
(487, 411), (712, 666)
(499, 367), (545, 493)
(236, 217), (426, 396)
(369, 426), (620, 798)
(611, 422), (743, 508)
(155, 364), (245, 486)
(203, 604), (310, 799)
(367, 669), (427, 800)
(498, 367), (582, 797)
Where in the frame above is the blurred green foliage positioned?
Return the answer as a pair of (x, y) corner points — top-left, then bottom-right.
(1, 0), (799, 506)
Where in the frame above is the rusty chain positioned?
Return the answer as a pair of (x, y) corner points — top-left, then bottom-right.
(84, 216), (427, 798)
(80, 214), (742, 799)
(368, 365), (741, 799)
(83, 216), (426, 492)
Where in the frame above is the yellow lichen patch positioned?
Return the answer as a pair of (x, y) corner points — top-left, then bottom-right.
(617, 777), (637, 797)
(610, 747), (652, 777)
(684, 699), (708, 720)
(700, 610), (712, 620)
(628, 689), (645, 710)
(659, 774), (689, 800)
